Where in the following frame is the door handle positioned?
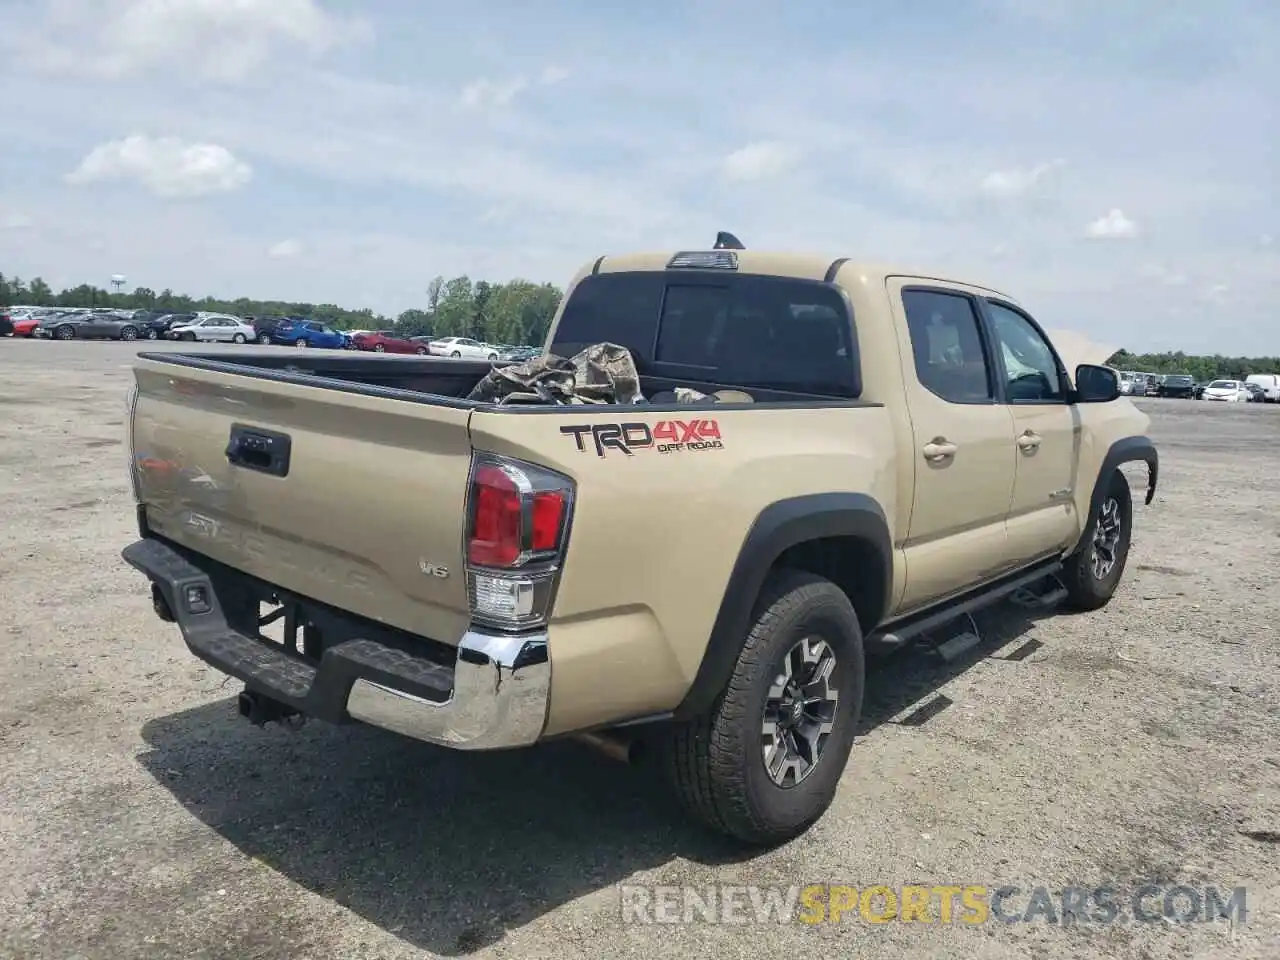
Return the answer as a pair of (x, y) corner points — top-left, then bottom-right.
(1016, 430), (1041, 452)
(922, 438), (958, 461)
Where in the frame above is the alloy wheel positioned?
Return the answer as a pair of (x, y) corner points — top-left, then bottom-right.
(760, 637), (840, 788)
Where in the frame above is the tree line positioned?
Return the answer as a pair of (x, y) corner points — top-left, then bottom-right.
(2, 270), (1275, 376)
(0, 271), (563, 347)
(1105, 349), (1278, 382)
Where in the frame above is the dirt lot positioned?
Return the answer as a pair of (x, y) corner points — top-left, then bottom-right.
(1, 339), (1277, 960)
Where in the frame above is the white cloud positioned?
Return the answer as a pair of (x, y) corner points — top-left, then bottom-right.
(459, 76), (529, 109)
(10, 0), (368, 83)
(268, 239), (302, 258)
(1261, 233), (1274, 247)
(1, 212), (32, 230)
(539, 65), (570, 86)
(979, 159), (1066, 199)
(66, 135), (252, 199)
(1085, 209), (1138, 239)
(722, 141), (802, 182)
(459, 64), (568, 109)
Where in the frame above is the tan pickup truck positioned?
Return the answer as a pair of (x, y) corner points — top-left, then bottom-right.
(121, 245), (1158, 845)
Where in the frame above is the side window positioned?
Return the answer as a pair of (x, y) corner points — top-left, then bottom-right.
(985, 302), (1065, 402)
(901, 289), (994, 403)
(551, 273), (664, 360)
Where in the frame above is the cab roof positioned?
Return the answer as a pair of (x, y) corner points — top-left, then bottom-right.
(585, 249), (1015, 302)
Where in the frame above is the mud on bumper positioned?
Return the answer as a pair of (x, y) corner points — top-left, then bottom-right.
(121, 537), (550, 750)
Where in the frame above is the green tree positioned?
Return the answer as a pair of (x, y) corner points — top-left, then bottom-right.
(434, 275), (475, 337)
(27, 277), (53, 305)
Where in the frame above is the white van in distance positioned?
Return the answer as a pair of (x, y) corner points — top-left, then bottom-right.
(1245, 374), (1279, 403)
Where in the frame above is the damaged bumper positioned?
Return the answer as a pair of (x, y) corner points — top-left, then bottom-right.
(121, 537), (550, 750)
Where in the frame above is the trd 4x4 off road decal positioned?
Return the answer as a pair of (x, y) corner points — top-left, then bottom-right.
(560, 420), (724, 458)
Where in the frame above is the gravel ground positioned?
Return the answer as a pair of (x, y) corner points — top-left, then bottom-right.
(1, 339), (1278, 960)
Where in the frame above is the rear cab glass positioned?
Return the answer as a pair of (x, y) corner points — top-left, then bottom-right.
(549, 271), (860, 398)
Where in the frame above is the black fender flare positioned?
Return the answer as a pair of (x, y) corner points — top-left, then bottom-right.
(1070, 435), (1158, 555)
(673, 492), (893, 719)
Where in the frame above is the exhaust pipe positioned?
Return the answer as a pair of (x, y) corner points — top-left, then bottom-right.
(572, 730), (640, 763)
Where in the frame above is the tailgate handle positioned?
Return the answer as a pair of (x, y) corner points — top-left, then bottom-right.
(226, 424), (291, 477)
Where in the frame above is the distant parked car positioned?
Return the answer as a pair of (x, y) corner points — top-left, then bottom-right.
(33, 310), (147, 341)
(136, 311), (196, 339)
(428, 336), (499, 360)
(1243, 382), (1266, 403)
(168, 314), (256, 343)
(273, 318), (347, 349)
(1155, 373), (1195, 398)
(1202, 379), (1249, 402)
(1118, 371), (1148, 396)
(352, 330), (426, 354)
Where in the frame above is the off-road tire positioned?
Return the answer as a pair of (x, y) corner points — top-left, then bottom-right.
(663, 569), (865, 846)
(1062, 470), (1133, 611)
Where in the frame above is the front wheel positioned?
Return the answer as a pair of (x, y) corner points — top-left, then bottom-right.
(55, 325), (75, 340)
(416, 346), (428, 355)
(119, 325), (138, 341)
(146, 329), (158, 340)
(182, 332), (197, 342)
(257, 333), (271, 344)
(374, 343), (385, 353)
(487, 352), (498, 361)
(294, 339), (307, 348)
(663, 569), (864, 846)
(1062, 470), (1133, 611)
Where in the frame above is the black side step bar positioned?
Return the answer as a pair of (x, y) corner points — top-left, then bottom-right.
(868, 557), (1064, 652)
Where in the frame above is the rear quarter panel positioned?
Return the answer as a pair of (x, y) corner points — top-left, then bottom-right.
(469, 404), (898, 734)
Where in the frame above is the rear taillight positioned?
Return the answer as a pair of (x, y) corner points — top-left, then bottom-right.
(464, 455), (574, 631)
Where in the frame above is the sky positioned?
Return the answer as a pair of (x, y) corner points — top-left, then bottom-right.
(0, 0), (1276, 355)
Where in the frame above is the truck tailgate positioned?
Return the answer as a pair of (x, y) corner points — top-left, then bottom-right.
(130, 359), (475, 645)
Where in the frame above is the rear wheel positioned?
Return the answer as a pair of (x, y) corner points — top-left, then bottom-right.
(374, 343), (386, 353)
(663, 569), (865, 846)
(55, 325), (75, 340)
(181, 332), (197, 342)
(294, 339), (307, 348)
(257, 332), (271, 344)
(416, 346), (428, 355)
(451, 350), (462, 358)
(1062, 471), (1133, 611)
(146, 328), (158, 340)
(119, 325), (138, 341)
(231, 332), (246, 344)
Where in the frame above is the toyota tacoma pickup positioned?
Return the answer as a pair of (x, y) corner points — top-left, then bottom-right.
(121, 245), (1157, 845)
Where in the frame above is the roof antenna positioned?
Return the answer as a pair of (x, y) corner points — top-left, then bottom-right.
(713, 231), (745, 250)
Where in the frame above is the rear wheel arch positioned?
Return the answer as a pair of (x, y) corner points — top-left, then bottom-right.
(673, 493), (893, 719)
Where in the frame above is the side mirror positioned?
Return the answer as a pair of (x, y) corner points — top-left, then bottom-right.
(1074, 364), (1120, 403)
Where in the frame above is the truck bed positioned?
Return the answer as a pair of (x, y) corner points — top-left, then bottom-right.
(143, 350), (864, 407)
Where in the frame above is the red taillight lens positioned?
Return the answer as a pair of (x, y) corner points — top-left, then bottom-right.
(468, 465), (522, 567)
(531, 491), (565, 551)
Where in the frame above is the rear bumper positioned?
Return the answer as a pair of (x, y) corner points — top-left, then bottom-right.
(121, 537), (550, 750)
